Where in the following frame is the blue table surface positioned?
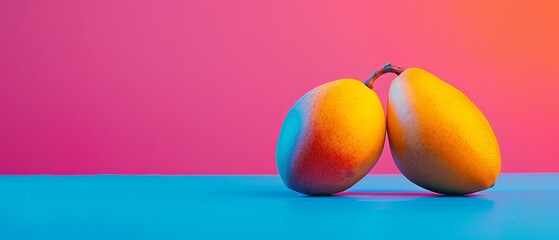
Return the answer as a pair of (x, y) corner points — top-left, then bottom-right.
(1, 174), (558, 239)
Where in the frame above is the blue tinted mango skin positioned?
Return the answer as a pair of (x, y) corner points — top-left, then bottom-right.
(276, 79), (386, 195)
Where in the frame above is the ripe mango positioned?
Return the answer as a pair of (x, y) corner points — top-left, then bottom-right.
(369, 63), (501, 195)
(276, 79), (386, 195)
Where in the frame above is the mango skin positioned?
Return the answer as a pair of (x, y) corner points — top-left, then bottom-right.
(387, 68), (501, 195)
(276, 79), (385, 195)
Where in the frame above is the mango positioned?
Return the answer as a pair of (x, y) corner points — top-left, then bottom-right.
(276, 79), (385, 195)
(368, 63), (501, 195)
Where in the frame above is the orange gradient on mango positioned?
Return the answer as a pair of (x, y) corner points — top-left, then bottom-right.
(276, 79), (385, 195)
(387, 68), (501, 195)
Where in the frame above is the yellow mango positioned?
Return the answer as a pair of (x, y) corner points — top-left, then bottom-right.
(368, 63), (501, 195)
(276, 79), (386, 195)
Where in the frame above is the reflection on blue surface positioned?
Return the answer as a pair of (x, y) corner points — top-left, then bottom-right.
(0, 174), (558, 239)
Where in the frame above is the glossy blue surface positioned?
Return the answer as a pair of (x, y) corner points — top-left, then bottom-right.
(1, 174), (558, 239)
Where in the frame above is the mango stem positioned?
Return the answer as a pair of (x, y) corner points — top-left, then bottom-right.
(365, 62), (405, 89)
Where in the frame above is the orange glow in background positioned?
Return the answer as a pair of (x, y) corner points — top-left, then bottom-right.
(0, 1), (558, 174)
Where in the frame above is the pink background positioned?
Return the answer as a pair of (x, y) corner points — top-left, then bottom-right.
(1, 1), (558, 174)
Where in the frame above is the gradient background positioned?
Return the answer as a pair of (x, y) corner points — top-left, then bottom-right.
(1, 0), (558, 175)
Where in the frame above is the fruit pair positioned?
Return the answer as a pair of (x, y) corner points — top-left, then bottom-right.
(276, 63), (501, 196)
